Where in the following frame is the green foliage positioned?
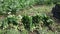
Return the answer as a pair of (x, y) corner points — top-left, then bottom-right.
(1, 15), (22, 29)
(22, 14), (53, 31)
(44, 0), (52, 5)
(52, 0), (60, 4)
(32, 13), (53, 26)
(32, 15), (41, 24)
(35, 0), (51, 5)
(0, 0), (37, 15)
(0, 0), (18, 14)
(21, 30), (28, 34)
(1, 18), (8, 29)
(7, 15), (18, 25)
(42, 14), (53, 26)
(5, 29), (20, 34)
(0, 30), (4, 34)
(34, 0), (60, 5)
(0, 0), (60, 15)
(22, 15), (32, 31)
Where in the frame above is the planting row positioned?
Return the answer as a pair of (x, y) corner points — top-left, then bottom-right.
(0, 14), (53, 31)
(0, 0), (60, 15)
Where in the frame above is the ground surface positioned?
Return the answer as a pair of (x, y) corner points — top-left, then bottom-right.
(17, 5), (60, 34)
(0, 5), (60, 34)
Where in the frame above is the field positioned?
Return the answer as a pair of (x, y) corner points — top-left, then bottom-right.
(0, 0), (60, 34)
